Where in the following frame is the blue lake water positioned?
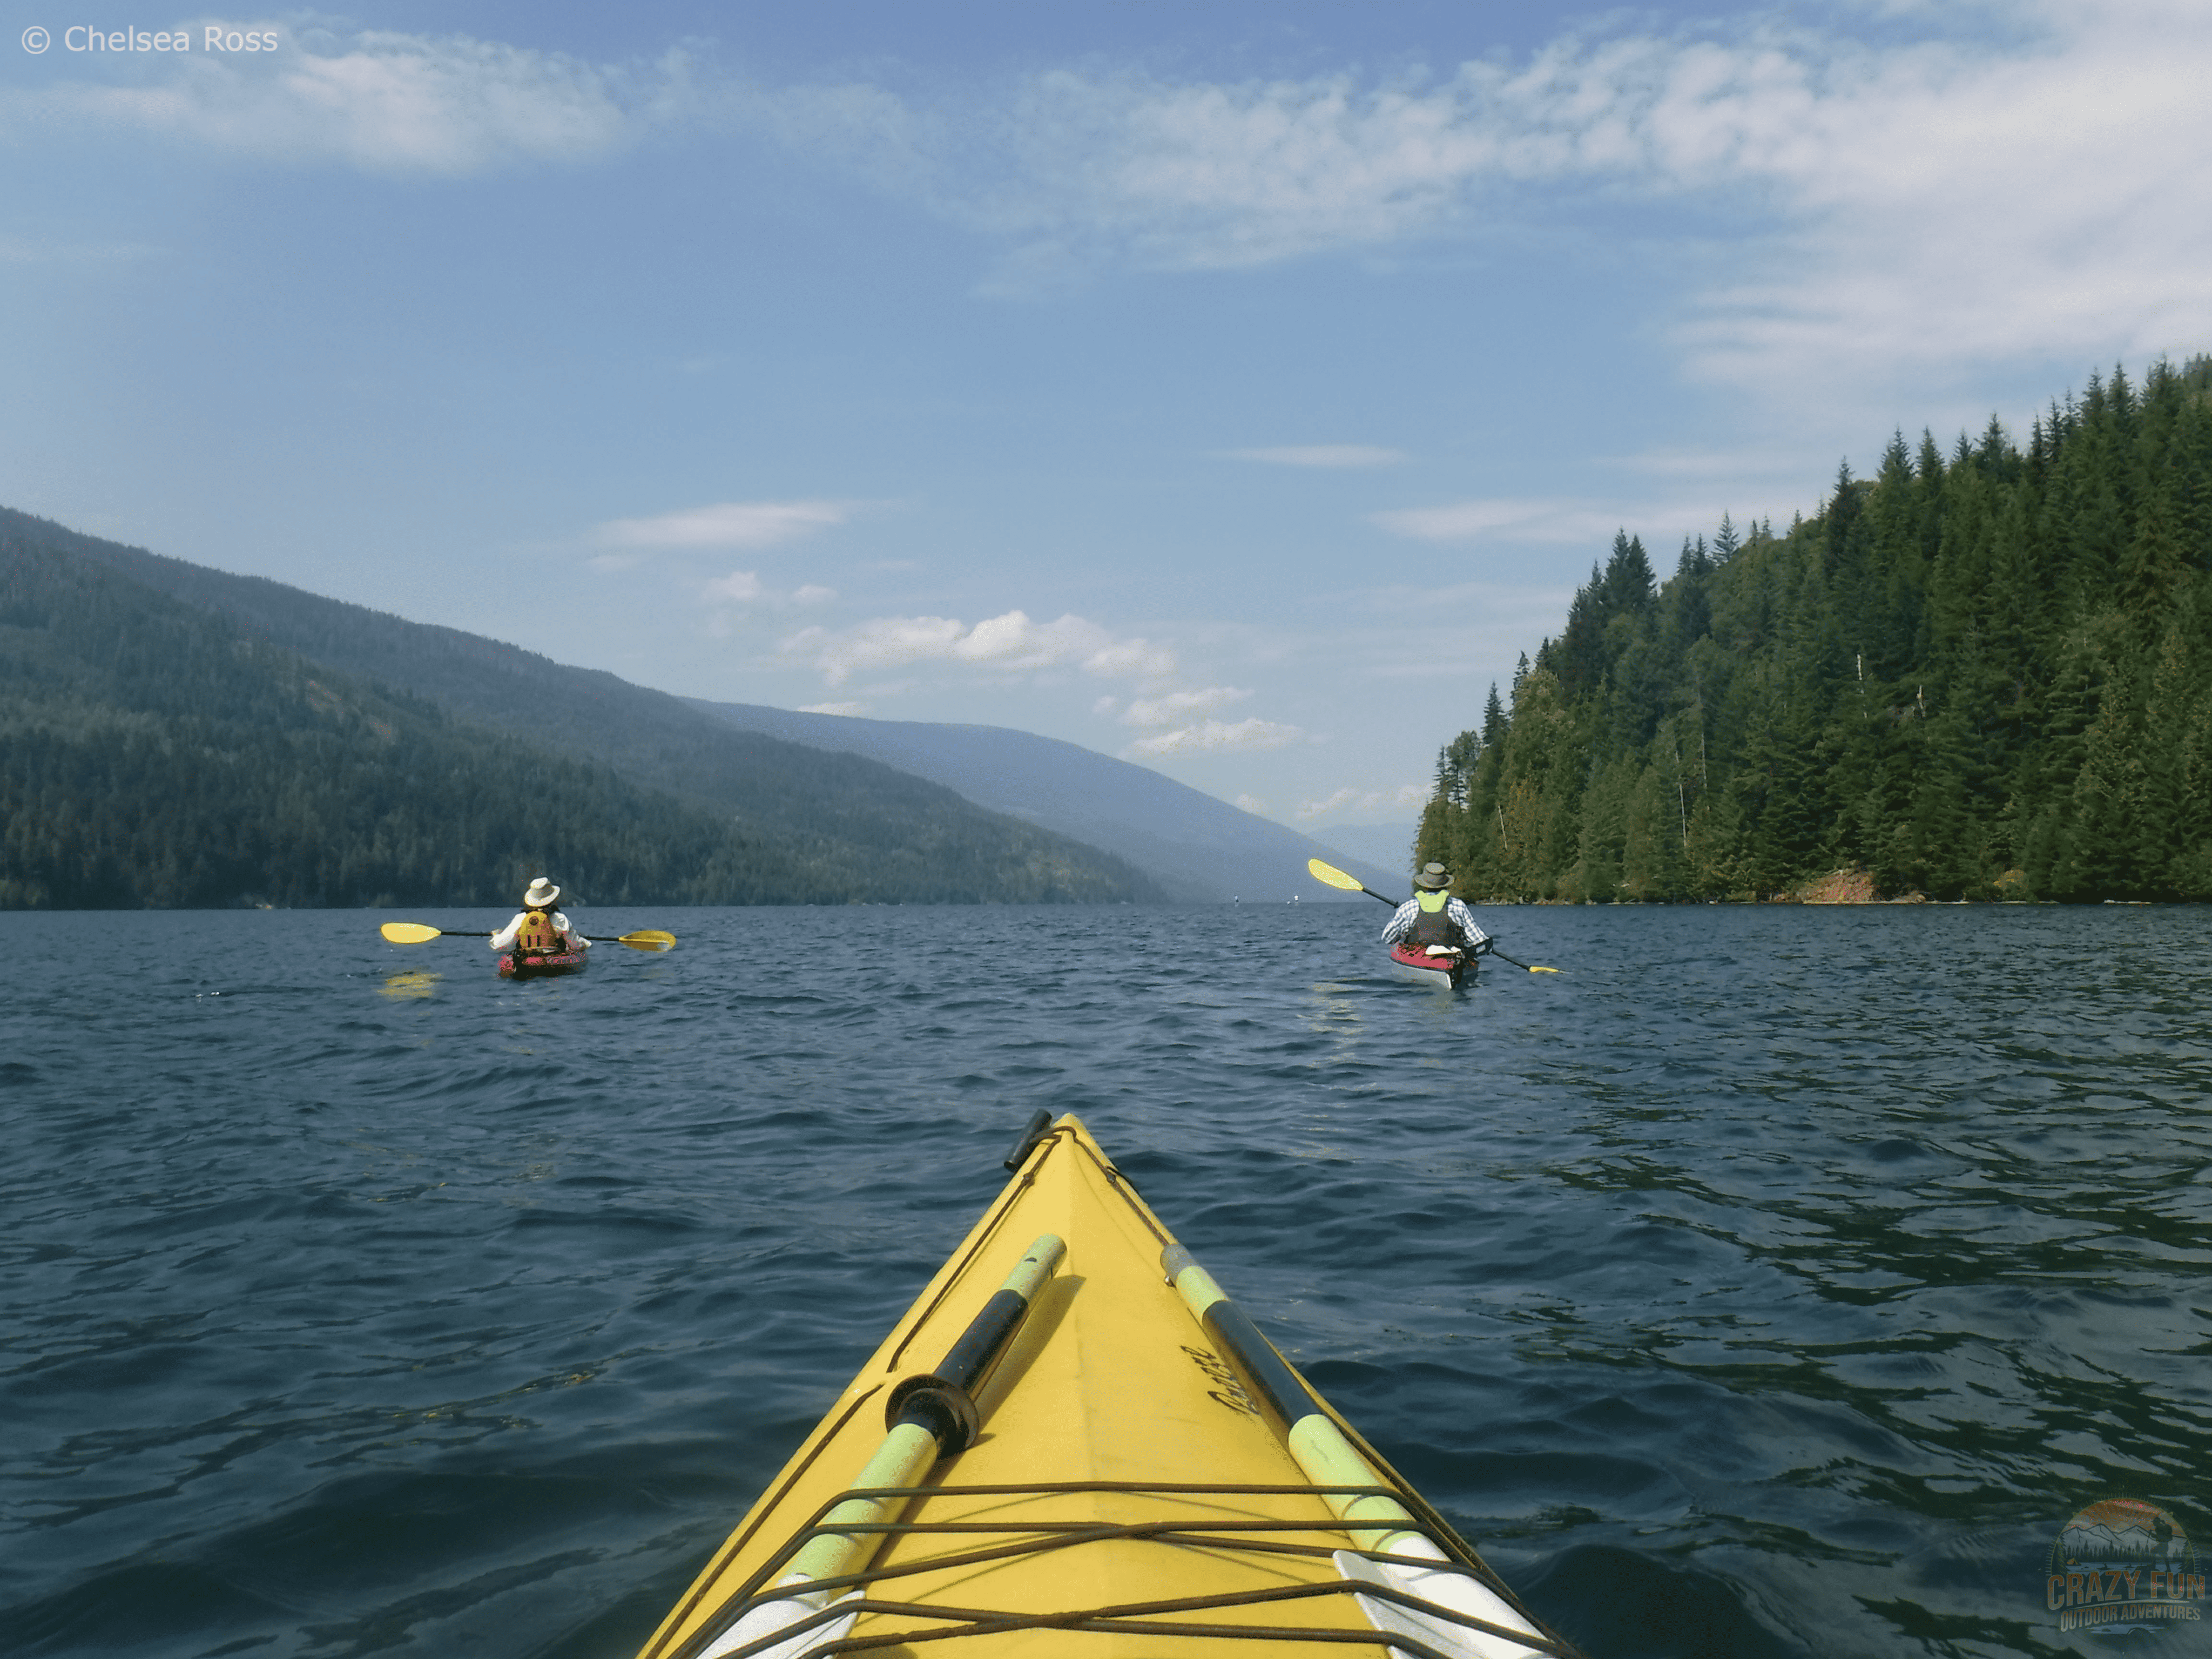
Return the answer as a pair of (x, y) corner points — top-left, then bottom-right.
(3, 903), (2208, 1658)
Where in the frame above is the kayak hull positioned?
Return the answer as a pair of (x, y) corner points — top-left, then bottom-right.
(1389, 941), (1466, 988)
(635, 1115), (1568, 1659)
(498, 949), (586, 979)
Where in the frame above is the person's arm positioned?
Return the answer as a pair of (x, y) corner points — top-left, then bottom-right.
(1450, 899), (1489, 947)
(488, 913), (523, 950)
(554, 911), (590, 949)
(1380, 899), (1418, 943)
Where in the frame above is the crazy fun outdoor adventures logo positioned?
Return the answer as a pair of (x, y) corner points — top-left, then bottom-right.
(2046, 1499), (2205, 1635)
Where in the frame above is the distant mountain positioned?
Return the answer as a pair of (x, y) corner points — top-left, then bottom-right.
(680, 699), (1403, 902)
(0, 510), (1159, 907)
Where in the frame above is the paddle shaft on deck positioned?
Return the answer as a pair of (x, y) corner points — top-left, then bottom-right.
(1161, 1244), (1426, 1556)
(771, 1233), (1067, 1591)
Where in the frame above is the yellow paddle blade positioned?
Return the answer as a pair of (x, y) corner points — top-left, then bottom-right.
(379, 922), (443, 944)
(617, 930), (676, 952)
(1305, 857), (1367, 892)
(1527, 965), (1563, 974)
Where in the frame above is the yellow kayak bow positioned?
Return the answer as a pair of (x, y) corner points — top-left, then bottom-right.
(636, 1114), (1578, 1659)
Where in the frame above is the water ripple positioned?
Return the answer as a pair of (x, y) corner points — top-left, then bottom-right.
(2, 903), (2208, 1656)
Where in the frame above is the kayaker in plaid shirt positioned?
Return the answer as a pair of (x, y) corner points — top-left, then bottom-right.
(1381, 863), (1490, 954)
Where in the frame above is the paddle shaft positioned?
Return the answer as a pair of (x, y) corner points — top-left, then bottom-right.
(785, 1233), (1065, 1581)
(387, 927), (658, 943)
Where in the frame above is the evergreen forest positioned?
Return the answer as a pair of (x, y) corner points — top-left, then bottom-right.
(0, 520), (1159, 908)
(1415, 357), (2212, 902)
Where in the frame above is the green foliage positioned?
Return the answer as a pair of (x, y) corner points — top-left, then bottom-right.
(0, 521), (1160, 908)
(1417, 358), (2212, 902)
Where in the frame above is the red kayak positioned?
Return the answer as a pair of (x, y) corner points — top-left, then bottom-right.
(1389, 940), (1467, 988)
(497, 948), (588, 980)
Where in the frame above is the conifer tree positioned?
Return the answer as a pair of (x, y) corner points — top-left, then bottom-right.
(1416, 356), (2212, 902)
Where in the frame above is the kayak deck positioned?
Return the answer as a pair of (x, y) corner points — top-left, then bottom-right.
(637, 1116), (1570, 1659)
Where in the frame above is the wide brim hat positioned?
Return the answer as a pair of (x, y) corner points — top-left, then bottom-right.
(523, 877), (561, 908)
(1413, 862), (1452, 890)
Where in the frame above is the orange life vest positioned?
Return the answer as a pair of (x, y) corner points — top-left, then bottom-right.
(516, 909), (562, 954)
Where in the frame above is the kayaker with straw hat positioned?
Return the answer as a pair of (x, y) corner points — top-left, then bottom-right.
(1380, 862), (1489, 958)
(488, 876), (590, 960)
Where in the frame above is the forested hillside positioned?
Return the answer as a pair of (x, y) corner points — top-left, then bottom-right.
(1417, 357), (2212, 902)
(0, 518), (1160, 908)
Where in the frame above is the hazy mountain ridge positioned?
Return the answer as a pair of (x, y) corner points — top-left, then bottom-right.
(0, 510), (1161, 907)
(680, 698), (1405, 902)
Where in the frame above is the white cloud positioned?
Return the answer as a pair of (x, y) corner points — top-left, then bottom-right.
(1298, 786), (1364, 820)
(1082, 636), (1179, 678)
(48, 9), (2212, 392)
(703, 570), (765, 603)
(798, 701), (869, 717)
(1124, 717), (1302, 758)
(699, 572), (841, 613)
(1122, 685), (1251, 727)
(1297, 783), (1427, 820)
(1372, 498), (1642, 544)
(1226, 445), (1407, 468)
(1235, 792), (1267, 813)
(600, 500), (848, 550)
(46, 26), (689, 174)
(782, 2), (2212, 384)
(788, 608), (1175, 686)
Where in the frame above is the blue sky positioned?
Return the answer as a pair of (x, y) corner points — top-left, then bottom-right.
(4, 2), (2207, 833)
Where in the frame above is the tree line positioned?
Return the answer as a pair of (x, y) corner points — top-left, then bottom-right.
(1415, 356), (2212, 902)
(0, 531), (1157, 908)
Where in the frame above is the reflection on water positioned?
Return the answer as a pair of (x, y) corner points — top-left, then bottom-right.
(379, 969), (442, 999)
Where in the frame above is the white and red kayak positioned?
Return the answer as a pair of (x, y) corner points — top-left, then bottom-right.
(1389, 940), (1469, 988)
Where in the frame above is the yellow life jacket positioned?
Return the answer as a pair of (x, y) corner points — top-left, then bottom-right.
(516, 909), (562, 954)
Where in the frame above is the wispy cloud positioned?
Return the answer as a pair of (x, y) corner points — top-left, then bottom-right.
(787, 608), (1175, 686)
(774, 2), (2212, 385)
(1225, 445), (1407, 468)
(43, 26), (693, 174)
(1372, 498), (1640, 545)
(599, 500), (849, 550)
(44, 9), (2206, 393)
(1125, 717), (1303, 759)
(702, 570), (764, 603)
(1122, 685), (1250, 727)
(699, 571), (838, 608)
(798, 700), (869, 717)
(1296, 783), (1426, 820)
